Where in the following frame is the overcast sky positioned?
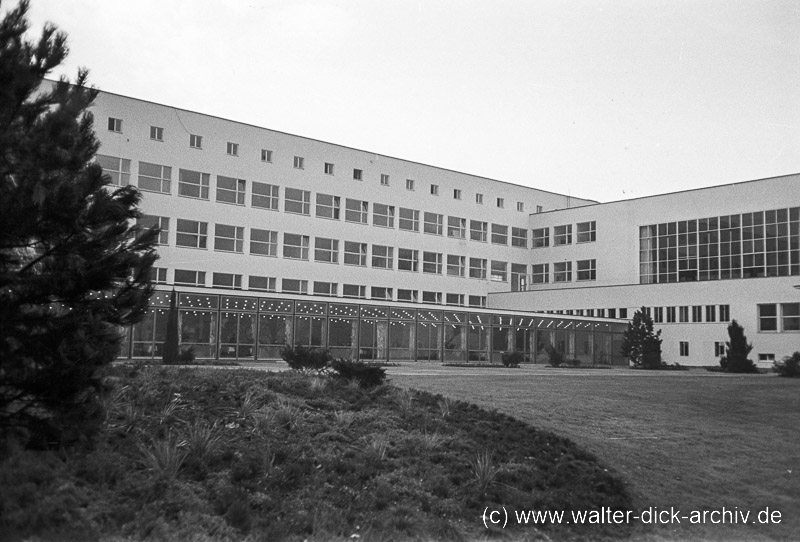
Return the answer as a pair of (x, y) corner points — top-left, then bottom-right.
(19, 0), (800, 202)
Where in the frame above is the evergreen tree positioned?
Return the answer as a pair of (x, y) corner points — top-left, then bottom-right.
(162, 289), (179, 364)
(720, 320), (757, 373)
(0, 0), (158, 448)
(620, 306), (662, 368)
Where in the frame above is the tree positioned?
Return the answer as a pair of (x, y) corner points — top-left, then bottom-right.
(162, 289), (179, 364)
(621, 306), (662, 369)
(0, 0), (158, 449)
(719, 320), (757, 373)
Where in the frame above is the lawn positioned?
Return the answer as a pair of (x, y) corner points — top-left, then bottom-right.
(389, 365), (800, 542)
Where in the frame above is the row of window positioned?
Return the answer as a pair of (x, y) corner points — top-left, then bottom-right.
(529, 260), (597, 283)
(532, 222), (596, 247)
(639, 304), (732, 324)
(757, 303), (800, 333)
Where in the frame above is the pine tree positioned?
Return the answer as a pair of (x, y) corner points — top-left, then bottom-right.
(720, 320), (757, 373)
(620, 306), (662, 368)
(0, 0), (158, 448)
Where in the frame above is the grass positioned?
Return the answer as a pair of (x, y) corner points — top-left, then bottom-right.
(390, 365), (800, 542)
(0, 365), (632, 541)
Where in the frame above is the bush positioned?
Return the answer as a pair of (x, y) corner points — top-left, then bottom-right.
(500, 351), (524, 367)
(544, 345), (563, 367)
(178, 347), (196, 364)
(774, 352), (800, 378)
(280, 345), (332, 371)
(720, 320), (758, 373)
(330, 359), (387, 387)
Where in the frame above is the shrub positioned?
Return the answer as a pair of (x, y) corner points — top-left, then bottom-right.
(280, 344), (332, 371)
(500, 350), (524, 367)
(178, 347), (196, 364)
(544, 344), (563, 367)
(330, 359), (387, 387)
(774, 352), (800, 378)
(720, 320), (758, 373)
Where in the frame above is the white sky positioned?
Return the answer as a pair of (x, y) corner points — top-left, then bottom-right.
(19, 0), (800, 202)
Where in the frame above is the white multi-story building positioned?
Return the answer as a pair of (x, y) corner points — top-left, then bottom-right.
(89, 86), (799, 367)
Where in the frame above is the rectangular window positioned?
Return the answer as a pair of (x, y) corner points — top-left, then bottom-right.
(214, 224), (244, 253)
(406, 179), (415, 190)
(285, 187), (311, 215)
(422, 252), (442, 274)
(314, 237), (339, 263)
(554, 261), (572, 282)
(577, 221), (597, 243)
(373, 203), (395, 228)
(714, 341), (726, 357)
(468, 295), (487, 308)
(344, 241), (367, 266)
(422, 291), (442, 304)
(446, 293), (464, 306)
(251, 182), (279, 210)
(511, 227), (527, 248)
(353, 168), (362, 181)
(226, 142), (239, 156)
(174, 269), (205, 287)
(397, 289), (418, 303)
(176, 219), (208, 249)
(470, 220), (488, 242)
(283, 233), (309, 260)
(679, 306), (689, 323)
(150, 126), (163, 141)
(137, 161), (171, 193)
(189, 134), (202, 149)
(250, 228), (278, 256)
(554, 225), (572, 245)
(620, 308), (628, 319)
(399, 208), (419, 232)
(454, 189), (462, 200)
(150, 267), (168, 285)
(608, 308), (617, 319)
(316, 193), (341, 220)
(679, 341), (689, 357)
(96, 154), (131, 186)
(430, 184), (439, 196)
(531, 263), (549, 284)
(424, 212), (443, 235)
(372, 245), (394, 269)
(213, 272), (242, 290)
(398, 248), (419, 272)
(138, 215), (169, 245)
(476, 193), (484, 204)
(469, 258), (487, 279)
(446, 216), (466, 238)
(293, 156), (304, 169)
(516, 201), (524, 212)
(178, 169), (210, 199)
(261, 149), (272, 162)
(447, 254), (465, 277)
(782, 303), (800, 331)
(380, 174), (389, 186)
(249, 275), (276, 292)
(345, 198), (369, 224)
(666, 306), (676, 323)
(706, 305), (717, 322)
(497, 197), (504, 208)
(313, 281), (338, 297)
(758, 353), (775, 363)
(692, 306), (703, 323)
(576, 259), (596, 281)
(371, 287), (392, 301)
(719, 304), (730, 322)
(532, 227), (549, 248)
(536, 205), (543, 213)
(343, 284), (366, 299)
(324, 162), (335, 175)
(490, 260), (507, 282)
(108, 117), (122, 133)
(654, 307), (664, 324)
(491, 224), (508, 245)
(216, 176), (246, 205)
(282, 278), (308, 295)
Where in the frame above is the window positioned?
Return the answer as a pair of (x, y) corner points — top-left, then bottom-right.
(96, 155), (131, 186)
(353, 169), (362, 181)
(576, 259), (596, 281)
(554, 261), (572, 282)
(446, 293), (464, 306)
(189, 134), (202, 149)
(397, 289), (418, 303)
(214, 224), (244, 253)
(447, 255), (465, 277)
(345, 198), (368, 224)
(654, 307), (664, 323)
(470, 220), (488, 242)
(714, 341), (726, 357)
(468, 295), (487, 308)
(174, 269), (205, 287)
(324, 162), (334, 175)
(250, 228), (278, 256)
(150, 126), (163, 141)
(285, 187), (311, 215)
(516, 202), (524, 212)
(316, 193), (341, 220)
(213, 272), (242, 290)
(447, 216), (466, 239)
(380, 174), (390, 186)
(758, 353), (776, 363)
(490, 260), (507, 282)
(491, 224), (508, 245)
(554, 225), (572, 245)
(178, 169), (210, 199)
(176, 219), (208, 249)
(620, 308), (628, 319)
(422, 252), (442, 274)
(108, 117), (122, 133)
(216, 176), (246, 205)
(608, 308), (617, 319)
(536, 205), (543, 213)
(261, 149), (273, 162)
(395, 248), (418, 272)
(249, 275), (277, 292)
(532, 227), (549, 248)
(430, 184), (439, 196)
(138, 161), (171, 193)
(343, 284), (366, 299)
(476, 193), (484, 204)
(511, 227), (527, 248)
(314, 281), (338, 297)
(283, 233), (309, 260)
(679, 341), (690, 357)
(138, 215), (169, 245)
(679, 306), (689, 323)
(423, 212), (443, 235)
(227, 142), (239, 156)
(252, 182), (279, 210)
(469, 258), (487, 279)
(497, 197), (504, 208)
(577, 221), (596, 243)
(531, 263), (549, 284)
(422, 291), (442, 304)
(293, 156), (304, 169)
(344, 241), (367, 266)
(373, 203), (395, 227)
(782, 303), (800, 331)
(720, 304), (731, 322)
(372, 245), (394, 269)
(399, 208), (419, 231)
(454, 189), (462, 200)
(666, 306), (676, 323)
(150, 267), (168, 285)
(705, 305), (717, 322)
(406, 179), (415, 190)
(282, 278), (308, 295)
(692, 306), (703, 323)
(314, 238), (339, 263)
(371, 287), (393, 301)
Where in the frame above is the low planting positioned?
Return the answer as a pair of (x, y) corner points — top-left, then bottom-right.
(1, 366), (632, 541)
(774, 351), (800, 377)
